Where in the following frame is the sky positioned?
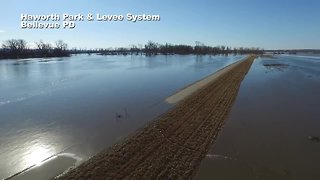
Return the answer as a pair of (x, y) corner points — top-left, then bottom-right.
(0, 0), (319, 50)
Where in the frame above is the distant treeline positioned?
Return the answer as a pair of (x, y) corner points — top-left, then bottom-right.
(1, 39), (264, 60)
(98, 41), (264, 56)
(0, 39), (70, 59)
(265, 49), (320, 55)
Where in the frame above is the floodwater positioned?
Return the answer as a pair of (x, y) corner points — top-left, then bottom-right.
(0, 54), (244, 179)
(196, 55), (320, 180)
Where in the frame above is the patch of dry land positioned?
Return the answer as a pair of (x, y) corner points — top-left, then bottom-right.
(59, 56), (256, 179)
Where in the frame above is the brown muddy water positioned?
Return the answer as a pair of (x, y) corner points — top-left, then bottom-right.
(196, 55), (320, 180)
(0, 54), (245, 179)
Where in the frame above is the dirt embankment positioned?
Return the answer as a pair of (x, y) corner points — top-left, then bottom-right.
(166, 58), (251, 104)
(59, 56), (256, 180)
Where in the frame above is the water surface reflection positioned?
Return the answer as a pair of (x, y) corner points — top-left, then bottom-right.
(196, 55), (320, 180)
(0, 54), (244, 179)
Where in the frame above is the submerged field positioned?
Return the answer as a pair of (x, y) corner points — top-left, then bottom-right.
(0, 54), (244, 179)
(196, 55), (320, 180)
(60, 56), (255, 179)
(1, 54), (320, 179)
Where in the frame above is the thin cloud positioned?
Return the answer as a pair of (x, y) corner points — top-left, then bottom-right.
(0, 30), (5, 33)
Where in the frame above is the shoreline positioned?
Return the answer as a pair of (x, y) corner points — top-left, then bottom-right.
(59, 55), (256, 179)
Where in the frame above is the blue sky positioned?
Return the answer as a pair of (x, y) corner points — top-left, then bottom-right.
(0, 0), (319, 49)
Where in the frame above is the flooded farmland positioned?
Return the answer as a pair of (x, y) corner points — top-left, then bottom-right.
(0, 54), (244, 179)
(1, 54), (319, 179)
(196, 55), (320, 180)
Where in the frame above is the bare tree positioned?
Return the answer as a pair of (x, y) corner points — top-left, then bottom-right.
(35, 40), (52, 56)
(1, 39), (28, 58)
(195, 41), (205, 55)
(2, 39), (28, 54)
(195, 41), (201, 47)
(54, 40), (69, 56)
(145, 41), (158, 56)
(55, 40), (68, 51)
(129, 44), (139, 55)
(138, 44), (143, 55)
(36, 40), (52, 50)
